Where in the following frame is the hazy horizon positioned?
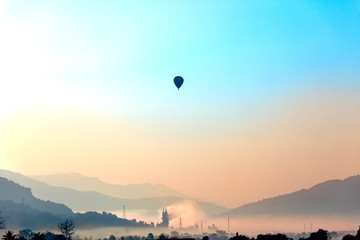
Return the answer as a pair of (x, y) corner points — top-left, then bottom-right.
(2, 168), (359, 209)
(1, 0), (359, 211)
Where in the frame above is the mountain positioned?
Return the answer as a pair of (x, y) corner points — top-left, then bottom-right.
(0, 200), (150, 230)
(0, 199), (66, 230)
(0, 177), (73, 216)
(31, 173), (185, 199)
(0, 169), (120, 212)
(0, 177), (155, 230)
(221, 175), (360, 217)
(0, 169), (228, 216)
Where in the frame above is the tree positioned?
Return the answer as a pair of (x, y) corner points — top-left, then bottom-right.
(170, 231), (179, 239)
(230, 233), (249, 240)
(1, 231), (17, 240)
(0, 212), (5, 230)
(256, 234), (289, 240)
(355, 226), (360, 240)
(31, 233), (46, 240)
(146, 233), (154, 240)
(158, 234), (168, 240)
(58, 219), (75, 240)
(19, 229), (33, 240)
(342, 235), (355, 240)
(309, 229), (329, 240)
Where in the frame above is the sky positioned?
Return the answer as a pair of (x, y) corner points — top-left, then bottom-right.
(0, 0), (359, 208)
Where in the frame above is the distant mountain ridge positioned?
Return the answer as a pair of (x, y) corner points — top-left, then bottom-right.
(0, 176), (157, 230)
(2, 169), (359, 220)
(221, 175), (360, 217)
(0, 169), (228, 216)
(31, 173), (185, 199)
(0, 199), (151, 230)
(0, 177), (73, 216)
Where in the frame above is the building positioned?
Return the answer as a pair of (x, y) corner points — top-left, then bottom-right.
(157, 209), (169, 228)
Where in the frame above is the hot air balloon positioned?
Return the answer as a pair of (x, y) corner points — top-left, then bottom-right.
(174, 76), (184, 90)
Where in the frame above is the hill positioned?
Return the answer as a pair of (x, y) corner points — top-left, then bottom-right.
(0, 178), (152, 230)
(221, 175), (360, 217)
(0, 199), (66, 230)
(31, 173), (185, 199)
(0, 177), (73, 216)
(0, 169), (228, 216)
(0, 199), (150, 230)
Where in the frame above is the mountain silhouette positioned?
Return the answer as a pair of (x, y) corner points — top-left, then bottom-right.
(0, 199), (66, 230)
(0, 177), (73, 216)
(220, 175), (360, 217)
(31, 173), (185, 199)
(0, 177), (153, 230)
(0, 169), (227, 216)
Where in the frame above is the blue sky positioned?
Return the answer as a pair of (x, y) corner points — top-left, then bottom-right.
(3, 0), (359, 105)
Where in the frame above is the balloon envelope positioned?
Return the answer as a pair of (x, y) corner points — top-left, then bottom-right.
(174, 76), (184, 90)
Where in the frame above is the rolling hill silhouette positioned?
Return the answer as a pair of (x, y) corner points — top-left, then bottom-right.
(0, 177), (153, 230)
(0, 177), (73, 216)
(0, 199), (66, 230)
(0, 169), (227, 216)
(220, 175), (360, 217)
(31, 172), (185, 199)
(2, 168), (359, 227)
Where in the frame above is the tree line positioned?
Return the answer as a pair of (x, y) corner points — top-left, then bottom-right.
(0, 213), (74, 240)
(1, 212), (360, 240)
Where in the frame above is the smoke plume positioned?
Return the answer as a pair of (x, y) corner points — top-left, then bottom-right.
(165, 200), (205, 228)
